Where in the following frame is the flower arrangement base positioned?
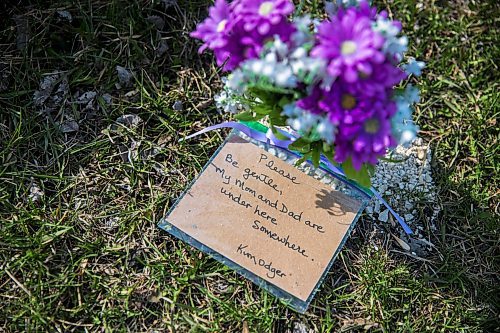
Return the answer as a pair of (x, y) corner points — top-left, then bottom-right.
(159, 130), (369, 312)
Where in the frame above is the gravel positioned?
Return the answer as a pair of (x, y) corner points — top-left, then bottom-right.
(366, 137), (440, 234)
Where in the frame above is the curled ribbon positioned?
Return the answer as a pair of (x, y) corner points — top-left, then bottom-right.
(180, 121), (413, 235)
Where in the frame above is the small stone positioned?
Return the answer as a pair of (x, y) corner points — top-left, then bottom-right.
(172, 100), (183, 111)
(404, 214), (414, 221)
(57, 10), (73, 22)
(28, 181), (44, 202)
(314, 168), (324, 177)
(378, 209), (390, 222)
(321, 177), (332, 185)
(417, 148), (426, 160)
(102, 93), (112, 105)
(76, 91), (97, 104)
(116, 114), (142, 128)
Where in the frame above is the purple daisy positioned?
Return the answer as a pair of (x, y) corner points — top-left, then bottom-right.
(233, 0), (295, 35)
(320, 82), (375, 127)
(191, 0), (295, 71)
(190, 0), (232, 53)
(296, 85), (326, 115)
(335, 106), (397, 170)
(353, 61), (407, 98)
(213, 31), (263, 70)
(311, 3), (385, 83)
(297, 83), (394, 129)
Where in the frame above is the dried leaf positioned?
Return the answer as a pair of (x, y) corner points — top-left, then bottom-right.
(392, 234), (411, 251)
(60, 119), (79, 133)
(147, 15), (165, 30)
(242, 321), (249, 333)
(116, 65), (133, 87)
(116, 114), (142, 128)
(33, 74), (60, 106)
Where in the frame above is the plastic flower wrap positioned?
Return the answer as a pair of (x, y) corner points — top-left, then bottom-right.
(191, 0), (424, 187)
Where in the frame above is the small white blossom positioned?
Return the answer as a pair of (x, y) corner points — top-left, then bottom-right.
(242, 38), (299, 88)
(214, 75), (249, 114)
(292, 15), (315, 46)
(316, 118), (336, 144)
(403, 58), (426, 76)
(392, 85), (421, 146)
(226, 70), (246, 93)
(283, 103), (336, 143)
(373, 17), (407, 61)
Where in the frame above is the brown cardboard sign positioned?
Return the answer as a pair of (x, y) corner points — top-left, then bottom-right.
(165, 135), (363, 302)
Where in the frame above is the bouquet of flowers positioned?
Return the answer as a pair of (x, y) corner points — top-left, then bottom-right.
(191, 0), (424, 187)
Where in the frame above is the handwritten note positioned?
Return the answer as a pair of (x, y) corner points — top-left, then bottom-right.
(165, 135), (362, 301)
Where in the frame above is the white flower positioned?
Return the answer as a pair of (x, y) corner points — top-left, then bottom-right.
(226, 70), (246, 93)
(241, 38), (299, 88)
(316, 118), (336, 144)
(214, 75), (250, 114)
(373, 17), (408, 61)
(403, 58), (426, 77)
(271, 37), (289, 58)
(403, 84), (420, 104)
(274, 65), (296, 87)
(392, 85), (421, 146)
(283, 103), (336, 143)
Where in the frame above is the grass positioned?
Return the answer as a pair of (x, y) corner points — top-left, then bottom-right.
(0, 0), (498, 331)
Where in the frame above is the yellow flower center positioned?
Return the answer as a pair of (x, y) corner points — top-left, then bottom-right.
(217, 19), (227, 32)
(359, 71), (370, 79)
(364, 119), (380, 134)
(341, 94), (357, 110)
(341, 40), (357, 55)
(259, 2), (274, 16)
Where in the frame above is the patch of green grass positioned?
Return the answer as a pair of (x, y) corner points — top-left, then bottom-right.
(0, 0), (498, 332)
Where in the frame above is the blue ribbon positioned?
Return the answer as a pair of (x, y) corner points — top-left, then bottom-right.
(181, 121), (413, 235)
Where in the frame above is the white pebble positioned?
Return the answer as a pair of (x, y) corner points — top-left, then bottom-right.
(378, 209), (390, 222)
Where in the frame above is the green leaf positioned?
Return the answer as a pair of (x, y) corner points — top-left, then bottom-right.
(311, 145), (320, 168)
(342, 158), (372, 188)
(269, 109), (287, 126)
(234, 111), (264, 122)
(322, 142), (331, 153)
(288, 138), (311, 153)
(248, 82), (295, 96)
(270, 126), (290, 141)
(321, 142), (335, 165)
(248, 87), (275, 105)
(295, 151), (312, 166)
(254, 104), (273, 115)
(278, 96), (291, 107)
